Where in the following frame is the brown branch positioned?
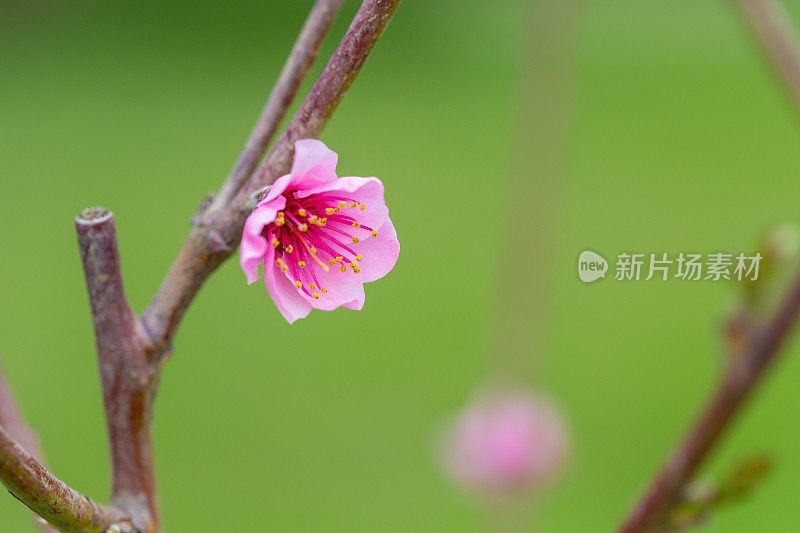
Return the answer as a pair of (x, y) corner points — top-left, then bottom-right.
(142, 0), (403, 356)
(2, 2), (402, 530)
(210, 0), (346, 209)
(0, 362), (58, 533)
(0, 425), (133, 533)
(76, 208), (158, 533)
(617, 266), (800, 532)
(733, 0), (800, 114)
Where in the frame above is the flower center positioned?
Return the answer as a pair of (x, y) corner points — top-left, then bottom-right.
(262, 190), (379, 299)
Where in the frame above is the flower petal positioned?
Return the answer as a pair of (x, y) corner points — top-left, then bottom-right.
(352, 218), (399, 283)
(286, 260), (366, 312)
(290, 139), (338, 189)
(297, 176), (389, 231)
(264, 245), (313, 324)
(239, 196), (286, 284)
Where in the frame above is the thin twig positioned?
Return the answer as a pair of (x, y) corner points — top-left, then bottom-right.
(210, 0), (346, 209)
(0, 425), (133, 533)
(733, 0), (800, 114)
(0, 363), (58, 533)
(0, 2), (402, 530)
(76, 208), (158, 533)
(142, 0), (403, 357)
(618, 266), (800, 532)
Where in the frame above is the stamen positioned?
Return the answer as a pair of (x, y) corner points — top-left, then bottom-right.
(371, 230), (378, 238)
(321, 288), (328, 293)
(298, 261), (306, 268)
(295, 281), (302, 288)
(309, 283), (317, 289)
(352, 222), (360, 228)
(295, 232), (331, 272)
(298, 223), (308, 232)
(284, 244), (294, 253)
(352, 237), (359, 244)
(340, 265), (347, 272)
(353, 267), (360, 274)
(360, 204), (366, 211)
(356, 254), (363, 261)
(271, 238), (280, 248)
(339, 201), (346, 208)
(312, 292), (320, 299)
(298, 208), (307, 217)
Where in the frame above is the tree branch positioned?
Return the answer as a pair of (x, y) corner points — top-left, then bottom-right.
(0, 362), (58, 532)
(210, 0), (346, 209)
(0, 425), (132, 533)
(617, 266), (800, 532)
(76, 208), (158, 533)
(733, 0), (800, 114)
(142, 0), (403, 356)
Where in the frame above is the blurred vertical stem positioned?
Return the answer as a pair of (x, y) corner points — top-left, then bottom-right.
(493, 0), (577, 380)
(733, 0), (800, 115)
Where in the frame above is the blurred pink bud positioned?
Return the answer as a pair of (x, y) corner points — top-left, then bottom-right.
(442, 388), (568, 497)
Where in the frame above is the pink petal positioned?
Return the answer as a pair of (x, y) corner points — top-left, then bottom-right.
(239, 196), (286, 284)
(286, 260), (366, 312)
(290, 139), (338, 189)
(296, 176), (389, 231)
(263, 244), (312, 324)
(259, 174), (293, 205)
(352, 218), (399, 283)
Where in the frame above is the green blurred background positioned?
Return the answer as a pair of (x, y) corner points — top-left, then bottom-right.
(3, 0), (800, 530)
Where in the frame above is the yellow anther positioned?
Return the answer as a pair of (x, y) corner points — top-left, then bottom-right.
(352, 222), (361, 228)
(294, 281), (302, 288)
(340, 265), (347, 272)
(349, 202), (357, 208)
(321, 288), (328, 293)
(349, 262), (356, 268)
(298, 209), (307, 216)
(353, 267), (361, 274)
(275, 218), (285, 226)
(281, 265), (288, 272)
(309, 283), (317, 289)
(359, 204), (366, 211)
(339, 201), (346, 208)
(334, 207), (341, 213)
(336, 256), (343, 263)
(284, 245), (294, 253)
(309, 214), (317, 222)
(276, 258), (284, 265)
(298, 261), (306, 268)
(371, 230), (378, 238)
(277, 211), (285, 218)
(352, 237), (359, 244)
(326, 208), (335, 215)
(329, 258), (337, 266)
(312, 292), (320, 299)
(299, 223), (308, 232)
(311, 247), (317, 254)
(271, 238), (279, 248)
(356, 254), (363, 262)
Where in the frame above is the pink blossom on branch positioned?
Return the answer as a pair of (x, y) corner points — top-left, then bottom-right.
(240, 139), (399, 323)
(443, 388), (568, 498)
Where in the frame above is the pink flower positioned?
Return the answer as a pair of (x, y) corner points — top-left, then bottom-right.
(240, 139), (399, 323)
(443, 388), (568, 497)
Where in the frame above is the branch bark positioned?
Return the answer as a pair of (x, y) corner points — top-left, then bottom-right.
(1, 2), (402, 530)
(210, 0), (346, 209)
(142, 0), (403, 357)
(0, 425), (132, 533)
(76, 208), (158, 533)
(0, 363), (58, 532)
(617, 266), (800, 532)
(733, 0), (800, 115)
